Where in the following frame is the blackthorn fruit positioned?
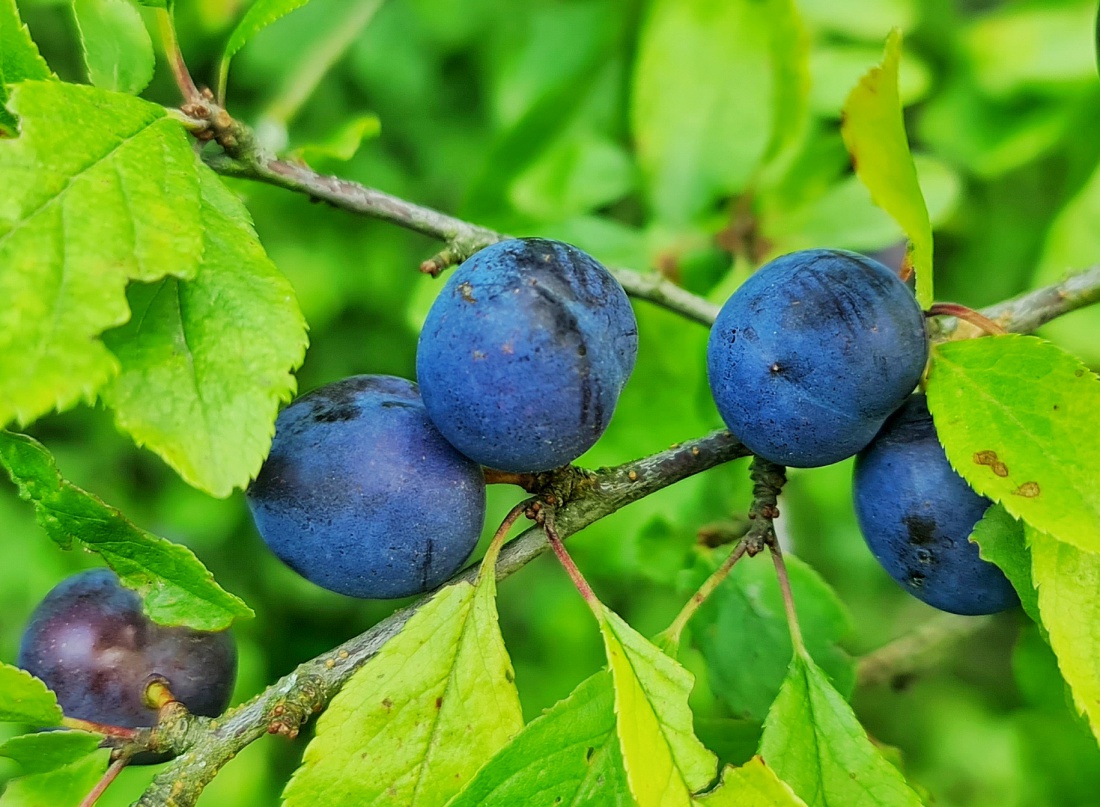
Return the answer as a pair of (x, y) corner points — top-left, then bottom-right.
(18, 569), (237, 730)
(416, 238), (638, 472)
(247, 375), (486, 598)
(853, 395), (1018, 615)
(706, 248), (928, 467)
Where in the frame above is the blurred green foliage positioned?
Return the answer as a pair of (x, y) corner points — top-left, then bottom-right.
(3, 0), (1100, 803)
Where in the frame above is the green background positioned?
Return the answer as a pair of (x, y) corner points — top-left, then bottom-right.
(3, 0), (1100, 803)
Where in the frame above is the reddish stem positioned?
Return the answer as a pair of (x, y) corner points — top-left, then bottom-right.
(926, 303), (1008, 337)
(61, 717), (140, 741)
(157, 10), (202, 104)
(79, 755), (130, 807)
(543, 510), (600, 612)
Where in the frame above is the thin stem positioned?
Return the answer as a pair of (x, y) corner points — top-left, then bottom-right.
(61, 717), (139, 741)
(769, 544), (806, 656)
(927, 303), (1007, 337)
(543, 509), (600, 612)
(661, 541), (749, 650)
(477, 499), (534, 582)
(157, 10), (201, 104)
(78, 755), (129, 807)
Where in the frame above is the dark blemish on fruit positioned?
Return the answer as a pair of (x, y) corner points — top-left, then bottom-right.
(472, 350), (487, 360)
(1013, 482), (1040, 498)
(458, 282), (477, 303)
(903, 514), (936, 546)
(908, 571), (926, 589)
(770, 362), (782, 374)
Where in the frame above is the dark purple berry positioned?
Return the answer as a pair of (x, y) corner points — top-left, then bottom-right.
(18, 569), (237, 731)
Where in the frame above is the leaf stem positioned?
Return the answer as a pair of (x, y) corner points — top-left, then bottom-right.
(543, 508), (601, 613)
(477, 499), (535, 583)
(78, 755), (129, 807)
(61, 717), (139, 741)
(157, 9), (201, 104)
(661, 540), (749, 651)
(769, 544), (807, 657)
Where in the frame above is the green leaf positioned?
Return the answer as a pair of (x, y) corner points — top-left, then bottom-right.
(0, 0), (52, 133)
(926, 335), (1100, 554)
(1029, 527), (1100, 745)
(694, 757), (808, 806)
(689, 552), (854, 722)
(840, 29), (933, 307)
(969, 504), (1039, 626)
(631, 0), (773, 224)
(0, 81), (203, 429)
(760, 653), (924, 806)
(219, 0), (315, 97)
(0, 747), (110, 807)
(598, 604), (717, 807)
(72, 0), (155, 94)
(0, 732), (103, 775)
(283, 543), (523, 807)
(0, 662), (63, 725)
(100, 169), (307, 498)
(447, 671), (633, 807)
(0, 431), (252, 630)
(289, 115), (381, 164)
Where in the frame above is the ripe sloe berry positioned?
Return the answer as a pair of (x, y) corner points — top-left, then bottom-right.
(416, 238), (638, 473)
(706, 249), (928, 467)
(853, 395), (1018, 615)
(247, 375), (486, 598)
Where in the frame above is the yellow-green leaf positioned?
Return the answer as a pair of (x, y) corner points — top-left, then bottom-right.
(840, 29), (933, 307)
(0, 81), (203, 428)
(1029, 527), (1100, 745)
(100, 168), (307, 498)
(694, 757), (807, 806)
(0, 663), (63, 725)
(926, 335), (1100, 554)
(0, 0), (52, 133)
(598, 605), (716, 807)
(283, 544), (523, 807)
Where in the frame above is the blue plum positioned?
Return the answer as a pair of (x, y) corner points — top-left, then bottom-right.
(853, 395), (1018, 615)
(416, 238), (638, 473)
(247, 375), (486, 598)
(18, 569), (237, 730)
(706, 249), (928, 467)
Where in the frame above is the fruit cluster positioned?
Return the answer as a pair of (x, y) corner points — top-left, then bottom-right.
(16, 240), (1018, 740)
